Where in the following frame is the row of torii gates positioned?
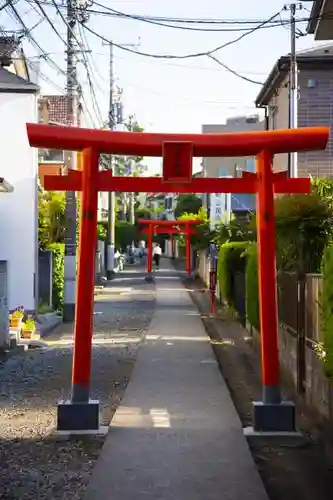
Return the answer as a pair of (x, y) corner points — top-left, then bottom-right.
(27, 122), (329, 434)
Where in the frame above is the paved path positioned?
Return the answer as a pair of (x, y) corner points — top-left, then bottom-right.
(85, 261), (269, 500)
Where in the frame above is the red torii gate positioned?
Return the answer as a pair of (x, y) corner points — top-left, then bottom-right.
(139, 219), (200, 276)
(26, 122), (329, 434)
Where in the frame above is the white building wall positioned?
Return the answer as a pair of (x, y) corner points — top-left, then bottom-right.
(0, 92), (38, 311)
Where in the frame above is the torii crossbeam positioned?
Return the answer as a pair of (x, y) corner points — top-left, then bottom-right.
(27, 122), (329, 435)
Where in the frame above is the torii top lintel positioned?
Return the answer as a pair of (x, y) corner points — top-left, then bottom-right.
(138, 219), (200, 226)
(26, 123), (329, 157)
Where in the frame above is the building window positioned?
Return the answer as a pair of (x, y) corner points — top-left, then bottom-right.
(39, 149), (64, 163)
(245, 158), (255, 172)
(218, 167), (227, 177)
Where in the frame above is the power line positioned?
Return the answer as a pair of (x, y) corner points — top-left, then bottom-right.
(207, 54), (264, 85)
(91, 2), (294, 32)
(82, 11), (282, 60)
(77, 23), (104, 125)
(32, 0), (67, 45)
(48, 0), (104, 125)
(6, 0), (104, 126)
(6, 0), (67, 76)
(23, 0), (323, 27)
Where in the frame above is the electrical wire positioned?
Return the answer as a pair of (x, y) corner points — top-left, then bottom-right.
(91, 1), (292, 33)
(0, 20), (63, 90)
(207, 54), (264, 85)
(77, 24), (104, 124)
(48, 0), (104, 125)
(31, 0), (98, 126)
(7, 0), (102, 126)
(23, 0), (323, 27)
(0, 0), (16, 13)
(82, 11), (282, 60)
(78, 22), (106, 92)
(6, 0), (67, 76)
(32, 0), (66, 45)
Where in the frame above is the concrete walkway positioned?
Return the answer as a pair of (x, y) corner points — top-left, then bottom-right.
(85, 262), (269, 500)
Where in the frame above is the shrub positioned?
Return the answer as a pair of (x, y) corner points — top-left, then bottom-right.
(275, 193), (333, 273)
(320, 246), (333, 377)
(48, 242), (65, 312)
(217, 241), (250, 306)
(115, 220), (137, 251)
(245, 243), (260, 332)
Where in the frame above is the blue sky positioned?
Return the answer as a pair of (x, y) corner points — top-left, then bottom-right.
(1, 0), (321, 172)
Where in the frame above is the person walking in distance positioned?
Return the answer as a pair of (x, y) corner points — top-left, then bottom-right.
(153, 243), (162, 269)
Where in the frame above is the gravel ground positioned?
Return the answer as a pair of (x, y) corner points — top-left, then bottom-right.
(0, 270), (155, 500)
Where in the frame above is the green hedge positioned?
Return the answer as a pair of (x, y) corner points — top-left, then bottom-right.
(245, 243), (260, 332)
(320, 246), (333, 377)
(48, 242), (65, 312)
(217, 241), (250, 306)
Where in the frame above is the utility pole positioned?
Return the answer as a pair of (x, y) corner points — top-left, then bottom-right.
(104, 41), (116, 280)
(103, 39), (140, 275)
(63, 0), (79, 321)
(129, 162), (136, 225)
(284, 3), (302, 178)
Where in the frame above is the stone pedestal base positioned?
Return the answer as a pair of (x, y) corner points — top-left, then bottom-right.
(253, 401), (296, 432)
(57, 399), (99, 431)
(145, 273), (155, 283)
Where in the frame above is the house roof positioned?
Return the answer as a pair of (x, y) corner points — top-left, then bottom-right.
(231, 194), (255, 213)
(0, 66), (39, 93)
(255, 45), (333, 106)
(307, 0), (324, 34)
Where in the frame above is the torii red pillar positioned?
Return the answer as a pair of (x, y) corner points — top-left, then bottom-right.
(26, 122), (329, 433)
(71, 148), (98, 403)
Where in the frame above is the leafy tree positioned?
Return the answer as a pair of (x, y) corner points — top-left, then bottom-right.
(174, 194), (202, 218)
(115, 220), (137, 251)
(311, 177), (333, 210)
(177, 207), (213, 250)
(38, 191), (67, 248)
(135, 206), (154, 222)
(215, 219), (255, 246)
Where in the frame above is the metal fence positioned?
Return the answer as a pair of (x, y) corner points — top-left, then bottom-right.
(196, 252), (323, 346)
(278, 272), (322, 344)
(278, 272), (298, 335)
(305, 274), (322, 343)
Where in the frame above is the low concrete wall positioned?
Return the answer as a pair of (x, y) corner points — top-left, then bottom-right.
(36, 311), (62, 338)
(198, 251), (333, 422)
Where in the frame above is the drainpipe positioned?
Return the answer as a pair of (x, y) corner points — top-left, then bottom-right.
(256, 105), (269, 130)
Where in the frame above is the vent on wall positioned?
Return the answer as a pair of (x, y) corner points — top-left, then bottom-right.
(307, 78), (317, 88)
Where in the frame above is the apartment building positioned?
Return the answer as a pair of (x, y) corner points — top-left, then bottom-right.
(255, 45), (333, 177)
(202, 115), (264, 221)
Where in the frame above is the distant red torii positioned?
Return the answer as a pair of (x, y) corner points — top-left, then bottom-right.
(139, 219), (200, 276)
(26, 122), (329, 435)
